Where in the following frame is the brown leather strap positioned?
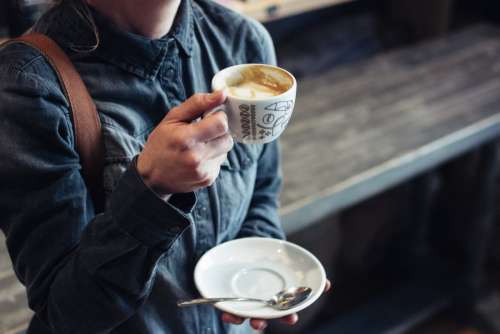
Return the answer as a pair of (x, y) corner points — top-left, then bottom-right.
(5, 33), (105, 212)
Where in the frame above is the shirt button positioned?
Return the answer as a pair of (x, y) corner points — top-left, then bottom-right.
(166, 68), (175, 78)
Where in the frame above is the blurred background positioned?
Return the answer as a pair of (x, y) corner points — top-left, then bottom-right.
(2, 0), (500, 333)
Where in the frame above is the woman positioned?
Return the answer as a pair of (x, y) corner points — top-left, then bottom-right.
(0, 0), (329, 333)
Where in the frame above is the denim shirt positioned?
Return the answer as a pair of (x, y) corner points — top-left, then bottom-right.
(0, 1), (285, 333)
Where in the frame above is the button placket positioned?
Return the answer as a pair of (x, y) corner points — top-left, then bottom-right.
(193, 190), (215, 257)
(160, 45), (187, 104)
(166, 67), (175, 79)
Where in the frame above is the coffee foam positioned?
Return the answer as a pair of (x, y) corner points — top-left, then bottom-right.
(228, 82), (280, 99)
(225, 65), (293, 99)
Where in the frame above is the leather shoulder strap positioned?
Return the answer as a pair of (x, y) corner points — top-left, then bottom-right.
(4, 33), (105, 212)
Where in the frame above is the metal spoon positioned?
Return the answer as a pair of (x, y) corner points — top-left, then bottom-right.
(177, 286), (312, 310)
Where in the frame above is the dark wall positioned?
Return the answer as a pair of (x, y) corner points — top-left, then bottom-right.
(457, 0), (500, 22)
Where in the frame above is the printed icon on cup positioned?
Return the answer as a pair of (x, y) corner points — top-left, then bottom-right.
(239, 104), (250, 112)
(212, 64), (297, 144)
(256, 99), (295, 139)
(238, 104), (255, 141)
(263, 113), (275, 124)
(264, 100), (294, 112)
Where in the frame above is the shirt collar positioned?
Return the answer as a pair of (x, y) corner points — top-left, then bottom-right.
(170, 0), (195, 58)
(38, 0), (194, 79)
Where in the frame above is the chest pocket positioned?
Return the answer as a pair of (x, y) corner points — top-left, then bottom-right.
(100, 121), (148, 207)
(216, 143), (262, 239)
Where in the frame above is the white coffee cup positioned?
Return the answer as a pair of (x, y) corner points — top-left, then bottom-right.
(211, 64), (297, 144)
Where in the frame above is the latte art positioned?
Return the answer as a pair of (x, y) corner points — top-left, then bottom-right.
(228, 81), (281, 98)
(226, 65), (292, 99)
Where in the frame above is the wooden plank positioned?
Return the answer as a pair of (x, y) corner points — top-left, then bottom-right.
(215, 0), (356, 22)
(0, 234), (31, 334)
(279, 25), (500, 233)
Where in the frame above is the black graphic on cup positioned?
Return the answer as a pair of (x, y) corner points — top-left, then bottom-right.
(239, 104), (257, 140)
(264, 100), (294, 112)
(256, 100), (295, 139)
(262, 113), (275, 124)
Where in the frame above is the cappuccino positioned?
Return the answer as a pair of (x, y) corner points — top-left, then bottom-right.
(211, 63), (297, 144)
(227, 65), (291, 99)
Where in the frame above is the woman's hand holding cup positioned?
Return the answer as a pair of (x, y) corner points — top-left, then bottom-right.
(137, 91), (233, 196)
(137, 63), (297, 196)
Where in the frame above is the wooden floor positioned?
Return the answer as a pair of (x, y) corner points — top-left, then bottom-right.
(0, 234), (32, 334)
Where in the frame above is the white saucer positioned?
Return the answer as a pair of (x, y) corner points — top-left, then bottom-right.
(194, 237), (327, 319)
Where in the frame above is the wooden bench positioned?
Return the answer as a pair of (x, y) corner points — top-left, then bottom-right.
(280, 24), (500, 233)
(279, 24), (500, 333)
(2, 24), (500, 334)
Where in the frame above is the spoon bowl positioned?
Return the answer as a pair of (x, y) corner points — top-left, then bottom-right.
(177, 286), (312, 310)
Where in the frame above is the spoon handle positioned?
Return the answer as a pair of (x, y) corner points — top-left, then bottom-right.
(177, 297), (267, 307)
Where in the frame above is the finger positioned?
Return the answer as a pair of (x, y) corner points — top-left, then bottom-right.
(325, 279), (332, 293)
(221, 313), (245, 325)
(186, 163), (218, 190)
(211, 152), (228, 166)
(203, 134), (233, 160)
(166, 91), (226, 123)
(190, 111), (229, 142)
(279, 313), (299, 325)
(250, 319), (267, 331)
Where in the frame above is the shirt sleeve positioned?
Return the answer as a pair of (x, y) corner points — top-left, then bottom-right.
(0, 59), (195, 333)
(244, 18), (278, 66)
(236, 20), (285, 240)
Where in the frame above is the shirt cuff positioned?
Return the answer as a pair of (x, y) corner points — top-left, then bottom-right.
(110, 157), (196, 249)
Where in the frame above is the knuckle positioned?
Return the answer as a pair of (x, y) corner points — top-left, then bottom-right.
(201, 168), (219, 187)
(184, 151), (202, 168)
(224, 134), (234, 151)
(199, 178), (212, 188)
(192, 93), (207, 108)
(169, 106), (180, 116)
(156, 123), (170, 138)
(195, 167), (209, 181)
(202, 175), (216, 187)
(164, 106), (179, 121)
(213, 115), (229, 133)
(173, 133), (193, 150)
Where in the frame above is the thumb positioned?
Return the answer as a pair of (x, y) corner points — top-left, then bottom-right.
(165, 91), (226, 123)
